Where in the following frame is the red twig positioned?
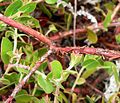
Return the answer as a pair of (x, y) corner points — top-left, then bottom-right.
(0, 13), (52, 46)
(50, 28), (86, 41)
(0, 13), (120, 59)
(52, 46), (120, 60)
(50, 21), (120, 41)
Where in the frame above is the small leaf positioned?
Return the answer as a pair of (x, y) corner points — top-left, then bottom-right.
(4, 0), (23, 16)
(50, 60), (62, 79)
(70, 53), (84, 67)
(103, 61), (114, 75)
(85, 96), (95, 103)
(49, 24), (58, 33)
(38, 62), (48, 72)
(76, 78), (86, 85)
(1, 37), (13, 64)
(37, 75), (54, 94)
(19, 2), (36, 13)
(0, 21), (7, 31)
(82, 59), (101, 79)
(67, 13), (72, 30)
(45, 0), (57, 4)
(104, 2), (115, 11)
(4, 73), (20, 84)
(0, 78), (10, 85)
(15, 94), (39, 103)
(103, 10), (112, 29)
(86, 28), (98, 44)
(103, 61), (119, 84)
(17, 16), (40, 28)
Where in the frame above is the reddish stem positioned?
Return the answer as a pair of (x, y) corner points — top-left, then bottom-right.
(0, 13), (52, 46)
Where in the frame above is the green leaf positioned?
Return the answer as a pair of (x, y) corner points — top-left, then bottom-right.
(111, 64), (119, 84)
(103, 61), (114, 75)
(38, 4), (52, 18)
(76, 78), (86, 85)
(16, 90), (43, 103)
(85, 96), (95, 103)
(0, 21), (7, 31)
(0, 78), (10, 85)
(4, 73), (20, 84)
(67, 13), (72, 30)
(104, 2), (115, 11)
(103, 10), (112, 29)
(50, 60), (62, 79)
(70, 53), (84, 67)
(5, 30), (14, 38)
(82, 59), (101, 79)
(1, 37), (13, 64)
(15, 94), (32, 103)
(59, 92), (68, 103)
(87, 28), (98, 44)
(40, 97), (45, 103)
(103, 61), (119, 84)
(115, 34), (120, 44)
(45, 0), (57, 4)
(4, 0), (23, 16)
(16, 89), (28, 96)
(49, 24), (58, 33)
(38, 62), (48, 72)
(19, 2), (36, 13)
(37, 75), (54, 94)
(17, 16), (40, 28)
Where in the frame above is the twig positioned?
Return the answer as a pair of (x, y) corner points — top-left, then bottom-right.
(50, 28), (86, 41)
(0, 14), (120, 60)
(0, 13), (52, 46)
(50, 21), (120, 41)
(5, 50), (52, 103)
(52, 46), (120, 60)
(73, 0), (77, 46)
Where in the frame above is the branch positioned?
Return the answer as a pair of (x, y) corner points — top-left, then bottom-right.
(5, 50), (52, 103)
(0, 13), (52, 46)
(50, 21), (120, 41)
(53, 46), (120, 60)
(0, 13), (120, 60)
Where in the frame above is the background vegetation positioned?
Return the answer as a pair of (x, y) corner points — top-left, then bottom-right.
(0, 0), (120, 102)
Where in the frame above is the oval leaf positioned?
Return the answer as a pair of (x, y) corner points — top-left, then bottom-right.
(87, 28), (98, 44)
(37, 75), (54, 94)
(103, 10), (112, 29)
(1, 37), (13, 64)
(19, 2), (36, 13)
(76, 78), (86, 85)
(4, 0), (23, 16)
(82, 59), (101, 79)
(50, 60), (62, 79)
